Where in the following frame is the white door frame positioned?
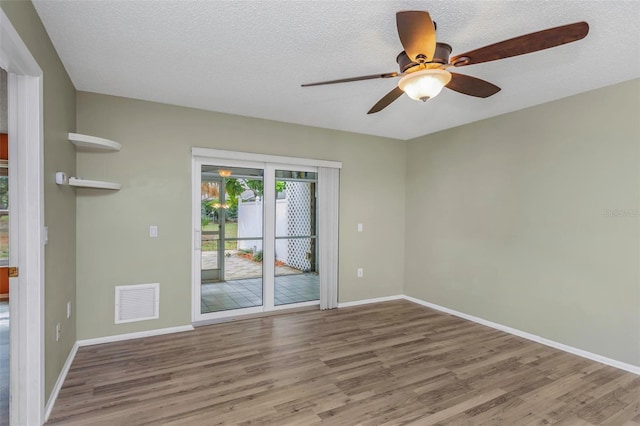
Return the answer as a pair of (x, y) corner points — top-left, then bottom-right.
(0, 9), (45, 426)
(191, 148), (340, 323)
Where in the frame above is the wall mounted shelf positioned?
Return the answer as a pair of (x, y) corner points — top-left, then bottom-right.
(68, 178), (121, 190)
(67, 132), (122, 191)
(69, 132), (121, 151)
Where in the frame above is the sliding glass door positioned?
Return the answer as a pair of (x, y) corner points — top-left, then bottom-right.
(274, 170), (319, 306)
(200, 165), (264, 314)
(193, 155), (329, 321)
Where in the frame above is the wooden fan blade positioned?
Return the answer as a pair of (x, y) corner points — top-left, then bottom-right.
(396, 11), (436, 63)
(446, 73), (501, 98)
(302, 72), (398, 87)
(450, 21), (589, 67)
(368, 86), (404, 114)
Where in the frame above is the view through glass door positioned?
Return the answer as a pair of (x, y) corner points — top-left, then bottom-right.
(274, 169), (319, 305)
(197, 163), (320, 319)
(200, 166), (264, 314)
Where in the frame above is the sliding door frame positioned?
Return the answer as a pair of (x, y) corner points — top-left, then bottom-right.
(264, 162), (319, 312)
(191, 148), (341, 323)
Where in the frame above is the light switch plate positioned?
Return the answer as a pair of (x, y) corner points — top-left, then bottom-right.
(149, 225), (158, 238)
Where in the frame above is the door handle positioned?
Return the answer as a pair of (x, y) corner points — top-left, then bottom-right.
(8, 267), (18, 278)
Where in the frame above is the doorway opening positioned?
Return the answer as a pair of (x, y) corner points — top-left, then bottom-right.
(1, 8), (46, 424)
(199, 165), (320, 315)
(200, 165), (266, 312)
(274, 169), (319, 306)
(192, 149), (340, 322)
(0, 66), (9, 426)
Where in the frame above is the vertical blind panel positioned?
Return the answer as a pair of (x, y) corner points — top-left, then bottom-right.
(318, 167), (339, 310)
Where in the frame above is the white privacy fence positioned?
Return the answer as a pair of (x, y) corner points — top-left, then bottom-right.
(237, 182), (313, 271)
(237, 199), (286, 258)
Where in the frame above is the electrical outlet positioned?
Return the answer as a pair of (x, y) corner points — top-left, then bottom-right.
(357, 267), (363, 278)
(67, 301), (72, 319)
(357, 223), (363, 232)
(55, 323), (61, 341)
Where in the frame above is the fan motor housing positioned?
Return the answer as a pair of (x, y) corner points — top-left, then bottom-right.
(397, 43), (452, 72)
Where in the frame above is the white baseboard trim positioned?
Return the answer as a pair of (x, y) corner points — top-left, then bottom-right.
(77, 325), (194, 347)
(41, 297), (637, 421)
(43, 325), (194, 421)
(338, 294), (403, 308)
(44, 341), (79, 422)
(402, 295), (640, 376)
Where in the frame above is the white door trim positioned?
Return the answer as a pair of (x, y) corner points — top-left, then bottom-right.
(1, 9), (45, 426)
(192, 147), (342, 170)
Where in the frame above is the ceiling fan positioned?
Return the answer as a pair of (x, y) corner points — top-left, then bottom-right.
(301, 11), (589, 114)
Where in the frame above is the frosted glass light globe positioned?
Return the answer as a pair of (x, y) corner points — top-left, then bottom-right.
(398, 69), (452, 102)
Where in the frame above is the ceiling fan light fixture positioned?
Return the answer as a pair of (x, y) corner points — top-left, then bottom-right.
(218, 169), (232, 178)
(398, 69), (452, 102)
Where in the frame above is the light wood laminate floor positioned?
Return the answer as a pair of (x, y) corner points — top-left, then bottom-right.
(47, 300), (639, 425)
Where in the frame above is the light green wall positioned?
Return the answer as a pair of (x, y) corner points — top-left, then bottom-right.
(405, 79), (640, 366)
(1, 0), (637, 407)
(75, 92), (406, 339)
(0, 0), (77, 399)
(77, 82), (639, 367)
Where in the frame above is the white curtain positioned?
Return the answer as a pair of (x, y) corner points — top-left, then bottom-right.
(318, 167), (340, 310)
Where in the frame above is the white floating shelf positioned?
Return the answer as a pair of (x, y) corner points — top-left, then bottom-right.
(69, 177), (121, 190)
(69, 133), (121, 151)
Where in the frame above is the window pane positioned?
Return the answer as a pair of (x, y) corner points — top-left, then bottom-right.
(275, 173), (316, 238)
(201, 165), (265, 314)
(274, 170), (318, 306)
(275, 238), (318, 305)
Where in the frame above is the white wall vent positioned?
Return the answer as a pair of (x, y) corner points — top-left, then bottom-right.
(115, 283), (159, 324)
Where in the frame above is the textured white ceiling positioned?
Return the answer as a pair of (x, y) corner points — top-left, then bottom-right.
(33, 0), (640, 140)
